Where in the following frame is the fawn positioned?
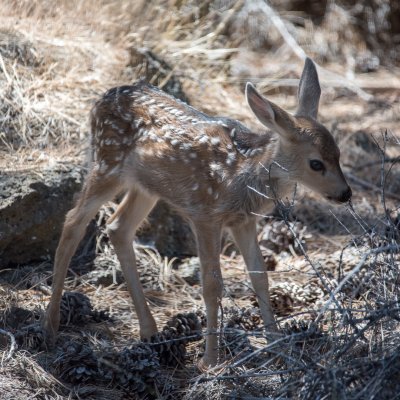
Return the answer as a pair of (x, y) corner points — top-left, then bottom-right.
(42, 58), (351, 369)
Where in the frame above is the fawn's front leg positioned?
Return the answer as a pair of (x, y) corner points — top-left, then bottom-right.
(230, 220), (278, 334)
(193, 221), (223, 370)
(107, 190), (158, 339)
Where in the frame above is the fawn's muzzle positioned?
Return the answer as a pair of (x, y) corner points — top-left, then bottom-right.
(338, 186), (352, 203)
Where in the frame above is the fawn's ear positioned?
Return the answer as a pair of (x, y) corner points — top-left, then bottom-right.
(296, 57), (321, 119)
(246, 82), (296, 139)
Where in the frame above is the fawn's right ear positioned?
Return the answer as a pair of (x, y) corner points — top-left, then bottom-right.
(296, 58), (321, 119)
(246, 83), (296, 140)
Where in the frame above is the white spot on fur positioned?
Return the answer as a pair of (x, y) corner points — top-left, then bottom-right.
(144, 98), (156, 105)
(211, 137), (220, 146)
(139, 95), (149, 102)
(192, 183), (199, 191)
(207, 187), (213, 195)
(170, 139), (180, 146)
(138, 128), (148, 137)
(163, 132), (172, 140)
(226, 152), (236, 165)
(135, 118), (144, 128)
(209, 162), (220, 171)
(198, 135), (209, 144)
(170, 108), (184, 116)
(189, 152), (197, 158)
(180, 142), (192, 150)
(148, 106), (158, 114)
(120, 113), (131, 122)
(149, 132), (158, 141)
(99, 160), (108, 173)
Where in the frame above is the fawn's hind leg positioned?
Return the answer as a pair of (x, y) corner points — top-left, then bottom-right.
(107, 189), (158, 338)
(43, 171), (121, 343)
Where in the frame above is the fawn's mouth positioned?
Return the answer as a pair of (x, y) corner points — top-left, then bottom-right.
(327, 196), (341, 204)
(326, 195), (349, 205)
(326, 187), (352, 204)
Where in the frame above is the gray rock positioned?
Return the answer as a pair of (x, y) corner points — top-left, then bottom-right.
(0, 166), (84, 266)
(176, 257), (201, 286)
(139, 201), (197, 258)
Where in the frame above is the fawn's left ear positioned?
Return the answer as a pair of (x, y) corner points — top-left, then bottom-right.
(246, 82), (297, 140)
(296, 57), (321, 119)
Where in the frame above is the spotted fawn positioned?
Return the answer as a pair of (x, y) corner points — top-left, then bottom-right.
(43, 58), (351, 369)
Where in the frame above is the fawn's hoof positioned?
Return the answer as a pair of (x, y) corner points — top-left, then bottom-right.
(140, 324), (159, 341)
(40, 313), (59, 349)
(197, 356), (223, 373)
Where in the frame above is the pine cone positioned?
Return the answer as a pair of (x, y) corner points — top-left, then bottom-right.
(55, 340), (98, 384)
(283, 319), (324, 343)
(222, 307), (263, 356)
(259, 220), (309, 254)
(149, 312), (203, 367)
(59, 292), (110, 326)
(270, 285), (295, 316)
(98, 343), (160, 394)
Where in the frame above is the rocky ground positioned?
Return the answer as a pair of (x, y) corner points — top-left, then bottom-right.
(0, 1), (400, 399)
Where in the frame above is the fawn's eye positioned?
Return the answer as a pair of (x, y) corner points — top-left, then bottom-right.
(309, 159), (325, 172)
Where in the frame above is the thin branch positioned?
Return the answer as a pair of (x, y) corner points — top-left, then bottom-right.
(316, 244), (399, 321)
(0, 328), (17, 363)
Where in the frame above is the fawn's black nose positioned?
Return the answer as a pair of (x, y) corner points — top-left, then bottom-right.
(338, 186), (352, 203)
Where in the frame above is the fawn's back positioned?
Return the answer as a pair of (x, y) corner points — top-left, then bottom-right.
(90, 82), (277, 225)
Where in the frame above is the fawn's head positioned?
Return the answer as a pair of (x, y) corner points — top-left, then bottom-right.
(246, 58), (351, 204)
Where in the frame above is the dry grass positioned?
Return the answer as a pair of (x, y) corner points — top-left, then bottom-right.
(0, 0), (400, 399)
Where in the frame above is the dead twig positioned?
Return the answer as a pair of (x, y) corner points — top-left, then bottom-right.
(0, 328), (17, 363)
(316, 244), (399, 321)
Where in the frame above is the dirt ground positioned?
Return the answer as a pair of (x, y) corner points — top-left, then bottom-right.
(0, 1), (399, 399)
